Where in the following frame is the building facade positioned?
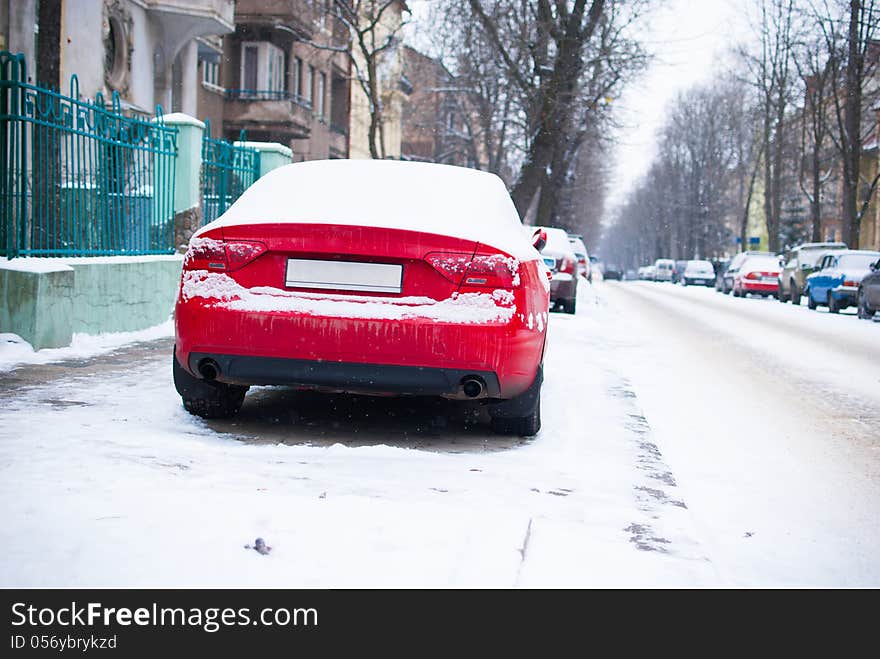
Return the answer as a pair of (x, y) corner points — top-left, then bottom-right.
(0, 0), (235, 116)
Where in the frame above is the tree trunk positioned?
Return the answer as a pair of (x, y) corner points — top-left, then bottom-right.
(842, 0), (863, 248)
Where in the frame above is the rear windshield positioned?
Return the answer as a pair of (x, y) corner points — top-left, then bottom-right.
(800, 249), (835, 267)
(742, 256), (780, 271)
(838, 253), (880, 270)
(686, 260), (714, 273)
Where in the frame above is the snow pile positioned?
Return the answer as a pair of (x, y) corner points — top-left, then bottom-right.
(182, 270), (517, 324)
(200, 159), (540, 261)
(0, 320), (173, 373)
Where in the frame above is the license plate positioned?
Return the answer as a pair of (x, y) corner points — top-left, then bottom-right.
(763, 276), (777, 283)
(285, 259), (403, 293)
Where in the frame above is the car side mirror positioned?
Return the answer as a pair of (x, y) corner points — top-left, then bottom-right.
(532, 229), (547, 252)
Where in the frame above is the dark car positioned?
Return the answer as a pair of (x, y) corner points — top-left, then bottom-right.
(603, 263), (623, 280)
(857, 256), (880, 319)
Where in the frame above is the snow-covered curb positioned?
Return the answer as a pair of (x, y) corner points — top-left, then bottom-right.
(0, 319), (174, 373)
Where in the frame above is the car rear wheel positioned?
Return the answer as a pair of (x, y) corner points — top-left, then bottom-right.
(828, 292), (841, 314)
(858, 291), (876, 319)
(173, 351), (248, 419)
(806, 288), (817, 310)
(790, 281), (800, 305)
(778, 282), (788, 302)
(562, 297), (577, 314)
(489, 366), (542, 436)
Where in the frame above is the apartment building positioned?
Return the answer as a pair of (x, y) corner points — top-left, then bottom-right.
(202, 0), (351, 159)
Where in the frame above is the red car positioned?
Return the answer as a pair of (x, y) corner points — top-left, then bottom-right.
(173, 160), (551, 435)
(732, 254), (783, 298)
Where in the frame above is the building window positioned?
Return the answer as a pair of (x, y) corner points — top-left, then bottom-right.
(201, 58), (221, 90)
(317, 72), (326, 118)
(240, 42), (286, 96)
(306, 65), (315, 104)
(103, 14), (128, 91)
(293, 57), (303, 98)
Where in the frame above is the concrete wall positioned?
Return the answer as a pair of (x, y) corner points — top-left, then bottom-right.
(0, 256), (183, 350)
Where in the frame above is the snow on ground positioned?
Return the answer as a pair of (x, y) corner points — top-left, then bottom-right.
(0, 278), (878, 587)
(0, 320), (173, 373)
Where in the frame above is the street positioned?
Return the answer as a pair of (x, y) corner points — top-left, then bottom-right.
(1, 280), (878, 587)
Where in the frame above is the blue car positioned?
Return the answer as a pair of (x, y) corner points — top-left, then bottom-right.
(804, 249), (880, 313)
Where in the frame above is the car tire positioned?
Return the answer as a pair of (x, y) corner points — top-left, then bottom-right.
(806, 288), (817, 310)
(828, 292), (841, 314)
(778, 282), (788, 302)
(563, 297), (577, 314)
(173, 350), (248, 419)
(790, 281), (800, 306)
(489, 366), (542, 436)
(857, 290), (876, 319)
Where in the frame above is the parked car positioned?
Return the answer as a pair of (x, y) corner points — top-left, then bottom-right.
(778, 241), (848, 305)
(603, 263), (623, 280)
(718, 251), (776, 294)
(857, 256), (880, 319)
(625, 269), (637, 281)
(803, 249), (880, 313)
(568, 235), (592, 282)
(653, 258), (675, 282)
(174, 160), (551, 436)
(732, 254), (783, 298)
(679, 259), (716, 286)
(672, 259), (689, 284)
(638, 265), (655, 280)
(534, 226), (579, 314)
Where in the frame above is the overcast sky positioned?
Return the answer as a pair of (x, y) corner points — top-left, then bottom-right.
(405, 0), (754, 221)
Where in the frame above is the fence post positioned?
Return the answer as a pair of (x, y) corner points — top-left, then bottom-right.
(234, 141), (293, 177)
(160, 113), (204, 251)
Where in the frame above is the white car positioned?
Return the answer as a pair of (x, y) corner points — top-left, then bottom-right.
(680, 260), (716, 286)
(653, 258), (675, 282)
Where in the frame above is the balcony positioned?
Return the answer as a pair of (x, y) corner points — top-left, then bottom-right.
(224, 90), (314, 140)
(233, 0), (315, 40)
(145, 0), (235, 44)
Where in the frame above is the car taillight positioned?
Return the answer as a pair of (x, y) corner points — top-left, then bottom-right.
(745, 271), (760, 280)
(560, 255), (575, 274)
(844, 280), (858, 287)
(184, 238), (267, 272)
(426, 252), (518, 288)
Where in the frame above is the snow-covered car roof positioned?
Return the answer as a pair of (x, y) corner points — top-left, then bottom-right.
(200, 159), (539, 260)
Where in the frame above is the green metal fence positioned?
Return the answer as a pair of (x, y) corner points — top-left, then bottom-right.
(201, 121), (260, 224)
(0, 51), (178, 258)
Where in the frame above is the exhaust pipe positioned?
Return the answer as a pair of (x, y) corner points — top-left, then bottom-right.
(198, 358), (220, 381)
(461, 377), (484, 399)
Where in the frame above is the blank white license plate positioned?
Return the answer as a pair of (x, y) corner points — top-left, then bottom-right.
(762, 277), (777, 282)
(285, 259), (403, 293)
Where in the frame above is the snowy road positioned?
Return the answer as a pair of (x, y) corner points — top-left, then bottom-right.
(1, 281), (878, 587)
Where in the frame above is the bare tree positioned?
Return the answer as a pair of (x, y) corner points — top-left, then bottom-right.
(813, 0), (880, 248)
(794, 33), (835, 242)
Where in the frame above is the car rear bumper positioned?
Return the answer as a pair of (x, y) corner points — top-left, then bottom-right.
(550, 274), (576, 301)
(187, 352), (503, 399)
(742, 281), (777, 292)
(832, 285), (858, 300)
(175, 298), (544, 399)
